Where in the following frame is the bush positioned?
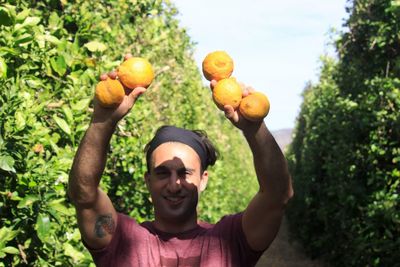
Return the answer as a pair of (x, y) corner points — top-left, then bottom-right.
(287, 0), (400, 266)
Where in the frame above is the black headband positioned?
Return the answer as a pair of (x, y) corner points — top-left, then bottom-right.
(146, 126), (208, 170)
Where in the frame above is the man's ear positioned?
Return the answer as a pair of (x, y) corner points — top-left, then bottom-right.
(200, 170), (209, 192)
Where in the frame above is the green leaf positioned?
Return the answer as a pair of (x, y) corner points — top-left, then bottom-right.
(1, 247), (19, 255)
(43, 34), (61, 45)
(0, 57), (7, 79)
(0, 227), (19, 243)
(48, 200), (74, 216)
(36, 214), (51, 243)
(50, 55), (67, 76)
(48, 12), (60, 29)
(10, 191), (21, 201)
(16, 9), (30, 22)
(71, 99), (90, 111)
(22, 16), (40, 27)
(50, 56), (66, 75)
(53, 115), (71, 135)
(84, 41), (107, 52)
(14, 33), (34, 46)
(0, 155), (15, 173)
(0, 6), (14, 26)
(63, 243), (85, 262)
(62, 105), (74, 124)
(15, 111), (25, 130)
(25, 78), (44, 89)
(0, 47), (19, 56)
(17, 195), (39, 208)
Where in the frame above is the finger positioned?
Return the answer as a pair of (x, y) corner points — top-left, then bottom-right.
(238, 81), (246, 90)
(246, 86), (255, 93)
(242, 86), (255, 97)
(242, 88), (250, 97)
(100, 73), (108, 81)
(210, 80), (218, 90)
(224, 105), (235, 120)
(223, 105), (239, 123)
(108, 70), (118, 79)
(124, 53), (133, 61)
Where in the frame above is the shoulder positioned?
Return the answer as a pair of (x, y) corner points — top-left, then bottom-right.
(204, 212), (243, 237)
(86, 213), (149, 254)
(215, 212), (243, 228)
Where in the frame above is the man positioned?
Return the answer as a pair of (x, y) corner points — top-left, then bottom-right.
(68, 55), (293, 266)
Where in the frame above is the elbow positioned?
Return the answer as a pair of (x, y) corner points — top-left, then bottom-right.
(284, 186), (294, 204)
(67, 183), (98, 208)
(283, 180), (294, 205)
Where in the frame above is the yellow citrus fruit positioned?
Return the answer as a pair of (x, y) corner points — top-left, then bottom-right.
(239, 92), (270, 121)
(117, 57), (154, 89)
(202, 51), (234, 81)
(95, 78), (125, 108)
(212, 78), (242, 110)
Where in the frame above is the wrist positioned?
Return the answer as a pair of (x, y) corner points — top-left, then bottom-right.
(243, 122), (271, 151)
(90, 115), (118, 133)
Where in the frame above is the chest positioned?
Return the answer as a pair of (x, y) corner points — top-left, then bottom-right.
(115, 233), (237, 267)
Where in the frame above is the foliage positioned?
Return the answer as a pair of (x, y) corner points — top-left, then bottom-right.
(0, 0), (257, 265)
(287, 0), (400, 266)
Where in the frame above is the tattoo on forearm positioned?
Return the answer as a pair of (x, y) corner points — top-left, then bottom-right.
(94, 214), (115, 238)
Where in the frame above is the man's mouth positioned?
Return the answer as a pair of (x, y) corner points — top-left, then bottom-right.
(164, 196), (185, 205)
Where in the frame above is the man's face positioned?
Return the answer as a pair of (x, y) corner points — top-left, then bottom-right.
(145, 142), (208, 223)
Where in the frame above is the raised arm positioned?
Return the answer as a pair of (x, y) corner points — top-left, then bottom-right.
(68, 116), (119, 249)
(68, 62), (146, 249)
(210, 80), (293, 251)
(241, 122), (293, 251)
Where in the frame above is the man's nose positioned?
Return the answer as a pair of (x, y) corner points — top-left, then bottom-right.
(167, 173), (182, 193)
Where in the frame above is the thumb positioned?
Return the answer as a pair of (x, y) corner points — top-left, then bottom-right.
(127, 87), (146, 105)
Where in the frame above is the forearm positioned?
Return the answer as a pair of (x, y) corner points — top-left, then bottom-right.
(243, 122), (293, 205)
(68, 119), (117, 206)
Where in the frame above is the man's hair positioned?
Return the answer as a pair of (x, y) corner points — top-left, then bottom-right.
(144, 126), (218, 172)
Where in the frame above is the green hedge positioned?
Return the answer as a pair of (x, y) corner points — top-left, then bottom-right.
(0, 1), (257, 265)
(287, 0), (400, 266)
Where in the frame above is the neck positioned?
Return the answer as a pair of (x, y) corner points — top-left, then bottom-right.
(153, 211), (198, 234)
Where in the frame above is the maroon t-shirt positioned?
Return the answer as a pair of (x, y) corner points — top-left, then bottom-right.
(86, 212), (264, 267)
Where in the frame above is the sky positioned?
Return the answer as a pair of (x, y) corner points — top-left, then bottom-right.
(172, 0), (349, 131)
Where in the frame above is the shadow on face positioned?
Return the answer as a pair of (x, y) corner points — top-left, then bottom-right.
(146, 157), (200, 194)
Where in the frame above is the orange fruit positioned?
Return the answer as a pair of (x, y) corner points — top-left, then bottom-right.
(95, 78), (125, 108)
(212, 78), (242, 110)
(239, 92), (270, 121)
(202, 51), (234, 81)
(117, 57), (154, 89)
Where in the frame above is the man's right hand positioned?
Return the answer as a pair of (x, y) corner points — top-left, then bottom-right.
(92, 54), (147, 126)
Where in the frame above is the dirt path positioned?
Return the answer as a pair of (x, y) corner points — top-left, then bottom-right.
(255, 217), (326, 267)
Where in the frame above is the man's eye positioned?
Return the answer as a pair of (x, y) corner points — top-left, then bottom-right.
(178, 170), (192, 177)
(155, 171), (169, 177)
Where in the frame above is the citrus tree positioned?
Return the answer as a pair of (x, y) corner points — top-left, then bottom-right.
(287, 0), (400, 266)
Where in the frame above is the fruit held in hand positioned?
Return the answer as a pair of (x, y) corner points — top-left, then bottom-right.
(212, 78), (242, 110)
(117, 57), (154, 89)
(202, 51), (234, 81)
(239, 92), (270, 121)
(95, 78), (125, 108)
